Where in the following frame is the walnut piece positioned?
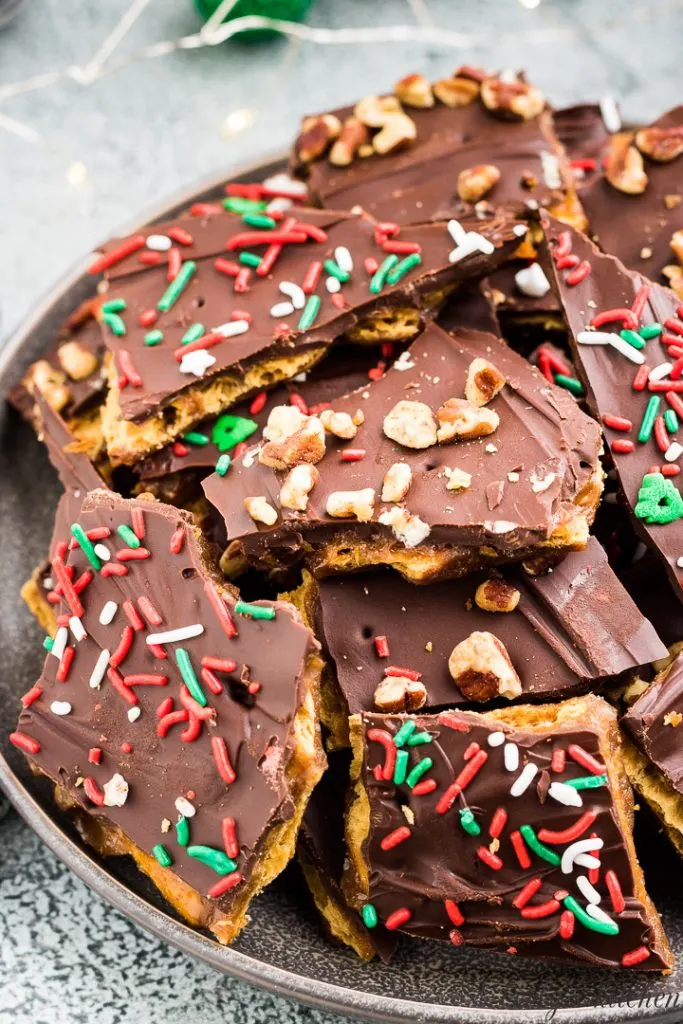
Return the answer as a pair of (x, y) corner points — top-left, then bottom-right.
(635, 125), (683, 163)
(433, 76), (479, 107)
(381, 462), (412, 503)
(320, 408), (358, 440)
(395, 73), (434, 108)
(436, 398), (499, 443)
(295, 113), (342, 163)
(326, 488), (375, 521)
(464, 358), (506, 407)
(57, 340), (99, 381)
(279, 464), (319, 511)
(383, 399), (437, 449)
(262, 404), (308, 443)
(259, 416), (326, 470)
(474, 578), (521, 613)
(444, 467), (472, 491)
(244, 496), (278, 527)
(448, 631), (522, 701)
(480, 76), (544, 121)
(373, 674), (427, 713)
(378, 506), (430, 548)
(457, 164), (501, 203)
(604, 133), (648, 195)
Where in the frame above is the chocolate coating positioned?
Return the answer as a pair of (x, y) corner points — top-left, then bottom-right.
(623, 652), (683, 793)
(554, 104), (610, 185)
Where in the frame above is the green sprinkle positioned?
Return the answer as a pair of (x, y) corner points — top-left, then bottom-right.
(619, 328), (646, 351)
(184, 431), (210, 446)
(369, 254), (399, 295)
(234, 600), (276, 620)
(43, 636), (54, 652)
(664, 409), (679, 433)
(565, 773), (608, 790)
(361, 903), (378, 929)
(181, 323), (205, 345)
(212, 413), (258, 452)
(70, 523), (102, 571)
(187, 845), (236, 876)
(175, 816), (190, 848)
(638, 322), (663, 340)
(215, 454), (231, 476)
(519, 824), (561, 866)
(637, 396), (661, 444)
(144, 329), (164, 346)
(117, 523), (140, 549)
(242, 213), (276, 229)
(152, 844), (172, 867)
(563, 895), (619, 936)
(101, 298), (127, 314)
(393, 720), (416, 748)
(223, 196), (268, 215)
(239, 251), (262, 268)
(554, 374), (585, 397)
(406, 730), (433, 747)
(157, 260), (196, 312)
(459, 808), (481, 836)
(323, 259), (350, 283)
(393, 749), (409, 786)
(298, 294), (321, 331)
(386, 252), (422, 286)
(635, 473), (683, 525)
(102, 311), (126, 337)
(175, 648), (206, 707)
(406, 757), (433, 789)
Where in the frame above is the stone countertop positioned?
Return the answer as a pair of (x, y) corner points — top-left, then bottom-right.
(1, 1), (682, 1022)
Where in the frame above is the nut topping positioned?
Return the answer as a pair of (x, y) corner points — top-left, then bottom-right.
(25, 360), (72, 412)
(670, 229), (683, 265)
(320, 408), (358, 440)
(635, 125), (683, 163)
(262, 404), (308, 443)
(394, 73), (434, 108)
(378, 506), (430, 548)
(244, 496), (278, 527)
(457, 164), (501, 203)
(57, 341), (99, 381)
(433, 76), (479, 107)
(329, 116), (371, 167)
(354, 94), (402, 128)
(448, 631), (522, 701)
(373, 674), (427, 713)
(383, 400), (437, 449)
(474, 578), (521, 613)
(326, 488), (375, 521)
(464, 358), (506, 407)
(279, 464), (319, 511)
(480, 75), (544, 121)
(436, 398), (499, 443)
(373, 112), (417, 155)
(604, 133), (648, 195)
(295, 113), (342, 163)
(381, 462), (412, 503)
(444, 467), (472, 491)
(259, 416), (326, 470)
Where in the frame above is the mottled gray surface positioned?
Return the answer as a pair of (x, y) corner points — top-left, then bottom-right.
(2, 2), (683, 1023)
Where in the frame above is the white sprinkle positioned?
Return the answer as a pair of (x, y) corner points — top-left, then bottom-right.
(576, 875), (602, 904)
(146, 624), (204, 645)
(179, 350), (216, 377)
(262, 172), (307, 197)
(449, 232), (495, 263)
(334, 246), (353, 273)
(561, 836), (603, 874)
(42, 577), (54, 591)
(175, 796), (196, 818)
(279, 281), (306, 309)
(607, 334), (646, 365)
(541, 150), (562, 190)
(504, 742), (519, 772)
(128, 706), (141, 723)
(51, 626), (68, 661)
(270, 300), (294, 318)
(89, 648), (111, 689)
(103, 773), (129, 807)
(575, 853), (601, 870)
(487, 731), (505, 747)
(515, 262), (551, 298)
(600, 95), (621, 134)
(293, 372), (307, 382)
(99, 601), (118, 625)
(513, 223), (528, 237)
(577, 331), (611, 346)
(266, 196), (292, 214)
(510, 761), (538, 797)
(146, 234), (172, 252)
(447, 219), (467, 246)
(50, 700), (72, 716)
(325, 276), (341, 294)
(394, 351), (415, 371)
(548, 781), (583, 807)
(677, 556), (683, 568)
(94, 543), (111, 561)
(649, 362), (673, 382)
(586, 903), (617, 929)
(485, 443), (498, 454)
(69, 616), (87, 642)
(214, 319), (250, 338)
(665, 441), (683, 462)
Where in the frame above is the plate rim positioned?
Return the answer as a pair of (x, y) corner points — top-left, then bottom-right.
(2, 151), (683, 1024)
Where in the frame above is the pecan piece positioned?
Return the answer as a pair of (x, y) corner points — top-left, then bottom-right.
(381, 462), (412, 503)
(295, 113), (342, 163)
(373, 674), (427, 713)
(279, 464), (319, 512)
(383, 400), (437, 449)
(433, 76), (479, 107)
(394, 73), (434, 108)
(25, 360), (72, 412)
(244, 496), (278, 527)
(259, 416), (326, 470)
(57, 340), (99, 381)
(635, 125), (683, 163)
(474, 578), (521, 613)
(320, 408), (358, 440)
(262, 404), (308, 443)
(448, 631), (522, 701)
(373, 113), (417, 155)
(604, 133), (648, 195)
(436, 398), (499, 443)
(329, 116), (371, 167)
(480, 75), (544, 121)
(457, 163), (501, 203)
(326, 488), (375, 521)
(354, 94), (402, 128)
(464, 358), (506, 407)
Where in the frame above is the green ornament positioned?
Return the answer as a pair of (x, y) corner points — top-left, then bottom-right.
(211, 413), (259, 452)
(194, 0), (317, 40)
(634, 473), (683, 525)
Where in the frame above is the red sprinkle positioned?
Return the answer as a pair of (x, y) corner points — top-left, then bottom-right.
(521, 899), (560, 920)
(116, 547), (150, 562)
(201, 667), (224, 695)
(124, 674), (169, 687)
(654, 415), (672, 453)
(565, 260), (591, 286)
(570, 157), (597, 172)
(438, 712), (471, 732)
(226, 229), (307, 250)
(168, 226), (194, 246)
(83, 777), (105, 805)
(179, 685), (214, 722)
(123, 600), (145, 632)
(20, 684), (43, 707)
(88, 748), (102, 764)
(662, 464), (681, 476)
(180, 713), (202, 743)
(567, 743), (605, 775)
(157, 709), (189, 738)
(131, 508), (145, 540)
(234, 267), (251, 292)
(512, 878), (543, 909)
(294, 220), (327, 243)
(88, 235), (145, 275)
(380, 826), (412, 851)
(170, 526), (186, 554)
(385, 907), (412, 931)
(156, 697), (174, 719)
(204, 581), (238, 639)
(622, 946), (651, 968)
(9, 731), (40, 755)
(138, 251), (162, 266)
(367, 727), (397, 781)
(374, 636), (390, 658)
(107, 667), (138, 706)
(489, 807), (508, 839)
(538, 810), (597, 845)
(553, 230), (572, 259)
(250, 391), (267, 415)
(110, 626), (134, 668)
(611, 439), (635, 454)
(463, 742), (481, 761)
(211, 736), (236, 784)
(477, 846), (503, 870)
(591, 307), (638, 331)
(670, 358), (683, 381)
(449, 929), (464, 946)
(137, 596), (162, 626)
(630, 284), (651, 321)
(302, 260), (323, 294)
(139, 308), (157, 327)
(214, 257), (240, 277)
(588, 831), (601, 885)
(412, 778), (437, 796)
(289, 392), (309, 415)
(559, 910), (575, 939)
(510, 830), (532, 869)
(385, 665), (422, 681)
(364, 257), (379, 275)
(191, 202), (221, 217)
(202, 656), (238, 673)
(222, 817), (239, 859)
(341, 448), (366, 461)
(605, 869), (626, 914)
(118, 350), (143, 389)
(649, 379), (683, 392)
(632, 364), (651, 391)
(121, 741), (132, 754)
(208, 872), (243, 899)
(56, 646), (75, 683)
(382, 240), (421, 255)
(664, 317), (683, 337)
(436, 750), (488, 814)
(444, 899), (464, 926)
(52, 555), (84, 618)
(101, 562), (128, 578)
(173, 442), (189, 458)
(167, 246), (182, 281)
(172, 331), (225, 361)
(602, 414), (632, 431)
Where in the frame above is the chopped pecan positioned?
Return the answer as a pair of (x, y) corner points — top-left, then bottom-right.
(262, 404), (308, 443)
(448, 631), (522, 701)
(279, 464), (319, 511)
(295, 113), (342, 163)
(635, 125), (683, 163)
(57, 340), (99, 381)
(373, 112), (417, 155)
(383, 400), (437, 449)
(457, 163), (501, 203)
(670, 229), (683, 265)
(604, 133), (648, 195)
(373, 674), (427, 713)
(244, 496), (278, 527)
(378, 506), (430, 548)
(464, 358), (506, 407)
(259, 416), (326, 470)
(320, 408), (358, 440)
(329, 116), (371, 167)
(436, 398), (499, 443)
(480, 75), (544, 121)
(381, 462), (412, 502)
(326, 488), (375, 521)
(25, 360), (72, 412)
(395, 72), (434, 108)
(474, 578), (521, 613)
(444, 467), (472, 491)
(433, 76), (479, 107)
(354, 94), (402, 128)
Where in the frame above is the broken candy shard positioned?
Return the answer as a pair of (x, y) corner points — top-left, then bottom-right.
(14, 489), (325, 946)
(345, 696), (673, 972)
(204, 321), (603, 584)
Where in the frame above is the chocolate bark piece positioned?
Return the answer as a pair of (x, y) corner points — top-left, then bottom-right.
(545, 217), (683, 598)
(287, 538), (667, 748)
(580, 107), (683, 291)
(293, 70), (582, 228)
(436, 280), (500, 336)
(554, 104), (610, 187)
(345, 696), (673, 971)
(94, 206), (521, 466)
(297, 751), (397, 961)
(12, 489), (325, 945)
(204, 321), (603, 584)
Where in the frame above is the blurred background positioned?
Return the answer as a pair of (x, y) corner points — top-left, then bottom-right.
(1, 2), (683, 1021)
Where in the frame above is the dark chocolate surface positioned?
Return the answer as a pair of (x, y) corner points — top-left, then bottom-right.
(356, 703), (670, 970)
(623, 652), (683, 793)
(554, 103), (610, 186)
